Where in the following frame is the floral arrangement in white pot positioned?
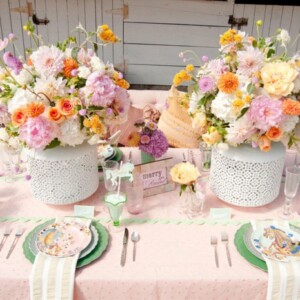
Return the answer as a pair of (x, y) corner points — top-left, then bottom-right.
(173, 21), (300, 152)
(0, 21), (130, 151)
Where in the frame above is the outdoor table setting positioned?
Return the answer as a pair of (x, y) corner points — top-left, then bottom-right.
(1, 17), (300, 300)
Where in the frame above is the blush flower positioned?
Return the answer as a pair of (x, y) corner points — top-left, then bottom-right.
(3, 51), (23, 75)
(140, 134), (150, 144)
(249, 95), (283, 131)
(30, 45), (65, 78)
(139, 130), (168, 158)
(19, 116), (59, 150)
(198, 76), (215, 93)
(237, 46), (264, 76)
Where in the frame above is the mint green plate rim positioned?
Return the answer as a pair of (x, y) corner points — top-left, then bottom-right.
(22, 219), (109, 268)
(234, 223), (267, 272)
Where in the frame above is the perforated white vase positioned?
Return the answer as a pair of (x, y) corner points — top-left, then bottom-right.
(210, 143), (285, 207)
(27, 143), (99, 205)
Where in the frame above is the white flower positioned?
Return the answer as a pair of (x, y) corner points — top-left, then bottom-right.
(88, 134), (102, 145)
(277, 29), (290, 48)
(281, 116), (299, 133)
(217, 143), (229, 151)
(90, 56), (105, 72)
(188, 91), (202, 114)
(59, 117), (87, 146)
(15, 67), (34, 85)
(78, 66), (91, 79)
(8, 136), (21, 149)
(31, 45), (65, 78)
(293, 75), (300, 93)
(0, 128), (9, 142)
(8, 89), (37, 113)
(105, 62), (115, 76)
(192, 111), (207, 129)
(34, 76), (67, 100)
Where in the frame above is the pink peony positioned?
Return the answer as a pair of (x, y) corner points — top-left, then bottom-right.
(249, 95), (283, 132)
(19, 116), (59, 150)
(86, 71), (116, 106)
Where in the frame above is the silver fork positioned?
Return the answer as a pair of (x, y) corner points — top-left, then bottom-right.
(6, 228), (23, 259)
(210, 236), (219, 268)
(0, 228), (11, 253)
(221, 232), (232, 267)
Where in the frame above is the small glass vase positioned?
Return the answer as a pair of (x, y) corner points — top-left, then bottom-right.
(141, 151), (155, 164)
(180, 186), (205, 218)
(199, 142), (212, 172)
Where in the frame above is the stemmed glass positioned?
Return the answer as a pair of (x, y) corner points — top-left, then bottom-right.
(279, 165), (300, 219)
(104, 192), (127, 232)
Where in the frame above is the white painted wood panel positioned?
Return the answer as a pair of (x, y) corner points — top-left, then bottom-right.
(125, 0), (234, 26)
(56, 0), (69, 42)
(124, 44), (219, 66)
(124, 23), (229, 47)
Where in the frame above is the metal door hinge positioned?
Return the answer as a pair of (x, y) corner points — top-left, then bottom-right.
(10, 1), (33, 17)
(228, 15), (248, 29)
(105, 4), (128, 19)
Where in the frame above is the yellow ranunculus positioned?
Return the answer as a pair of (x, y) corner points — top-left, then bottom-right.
(192, 111), (207, 129)
(260, 62), (298, 97)
(170, 162), (200, 185)
(202, 128), (222, 146)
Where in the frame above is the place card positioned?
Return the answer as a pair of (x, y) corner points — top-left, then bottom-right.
(209, 208), (232, 220)
(74, 205), (95, 219)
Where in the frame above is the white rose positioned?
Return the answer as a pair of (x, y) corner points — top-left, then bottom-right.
(78, 66), (91, 79)
(8, 89), (37, 113)
(90, 56), (105, 72)
(15, 67), (33, 85)
(0, 128), (9, 142)
(8, 136), (21, 149)
(281, 116), (299, 133)
(59, 117), (87, 146)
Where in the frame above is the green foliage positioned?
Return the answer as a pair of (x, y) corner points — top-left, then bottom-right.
(45, 138), (61, 149)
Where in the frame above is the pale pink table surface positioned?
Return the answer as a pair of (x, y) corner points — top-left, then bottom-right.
(0, 147), (299, 300)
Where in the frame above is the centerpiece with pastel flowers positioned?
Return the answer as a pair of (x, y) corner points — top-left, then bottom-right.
(0, 21), (130, 205)
(173, 21), (300, 207)
(0, 22), (130, 150)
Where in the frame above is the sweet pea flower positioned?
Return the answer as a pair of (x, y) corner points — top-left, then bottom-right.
(3, 51), (23, 75)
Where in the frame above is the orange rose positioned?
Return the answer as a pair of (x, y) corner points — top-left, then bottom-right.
(258, 135), (271, 152)
(46, 107), (64, 123)
(56, 98), (75, 116)
(25, 102), (45, 118)
(266, 127), (283, 142)
(12, 108), (27, 127)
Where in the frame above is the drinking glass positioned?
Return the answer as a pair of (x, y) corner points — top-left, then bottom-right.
(102, 160), (119, 191)
(1, 145), (22, 183)
(126, 170), (144, 214)
(199, 142), (212, 172)
(280, 166), (300, 219)
(104, 192), (127, 232)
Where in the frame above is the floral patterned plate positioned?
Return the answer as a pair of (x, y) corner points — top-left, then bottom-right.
(36, 220), (92, 257)
(251, 225), (300, 262)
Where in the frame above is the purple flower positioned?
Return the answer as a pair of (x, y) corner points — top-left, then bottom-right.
(249, 95), (283, 131)
(3, 51), (23, 75)
(71, 69), (78, 76)
(146, 121), (157, 131)
(202, 55), (209, 63)
(198, 76), (215, 93)
(139, 130), (168, 158)
(140, 134), (150, 144)
(79, 109), (87, 116)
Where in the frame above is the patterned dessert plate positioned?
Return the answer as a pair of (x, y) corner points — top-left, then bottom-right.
(251, 224), (300, 262)
(36, 220), (92, 257)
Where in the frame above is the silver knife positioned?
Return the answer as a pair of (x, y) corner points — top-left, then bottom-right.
(120, 227), (129, 267)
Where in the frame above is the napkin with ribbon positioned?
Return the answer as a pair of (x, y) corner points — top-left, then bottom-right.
(251, 220), (300, 300)
(30, 217), (91, 300)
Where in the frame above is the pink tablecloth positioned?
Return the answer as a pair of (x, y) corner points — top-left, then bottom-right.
(0, 147), (299, 300)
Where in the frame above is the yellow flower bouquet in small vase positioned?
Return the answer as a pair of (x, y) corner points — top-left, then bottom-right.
(170, 162), (206, 217)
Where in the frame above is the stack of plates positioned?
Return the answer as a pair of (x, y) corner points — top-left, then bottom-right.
(23, 219), (109, 268)
(235, 223), (300, 272)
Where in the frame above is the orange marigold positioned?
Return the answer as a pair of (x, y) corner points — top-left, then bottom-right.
(282, 98), (300, 116)
(25, 102), (45, 118)
(218, 72), (239, 94)
(98, 25), (119, 44)
(63, 58), (78, 78)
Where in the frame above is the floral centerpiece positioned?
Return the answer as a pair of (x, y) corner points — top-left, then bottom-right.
(0, 21), (130, 151)
(173, 21), (300, 152)
(127, 120), (169, 163)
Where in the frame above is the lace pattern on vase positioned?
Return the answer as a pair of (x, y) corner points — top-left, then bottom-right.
(210, 146), (285, 207)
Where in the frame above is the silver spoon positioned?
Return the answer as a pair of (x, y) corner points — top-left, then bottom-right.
(131, 231), (140, 261)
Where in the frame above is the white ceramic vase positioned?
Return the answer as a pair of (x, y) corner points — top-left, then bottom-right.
(26, 143), (99, 205)
(210, 142), (285, 207)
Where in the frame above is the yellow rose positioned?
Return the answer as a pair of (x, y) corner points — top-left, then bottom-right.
(261, 62), (298, 97)
(202, 128), (222, 146)
(170, 162), (200, 185)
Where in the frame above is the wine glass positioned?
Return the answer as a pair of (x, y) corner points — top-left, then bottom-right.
(104, 191), (127, 232)
(280, 165), (300, 219)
